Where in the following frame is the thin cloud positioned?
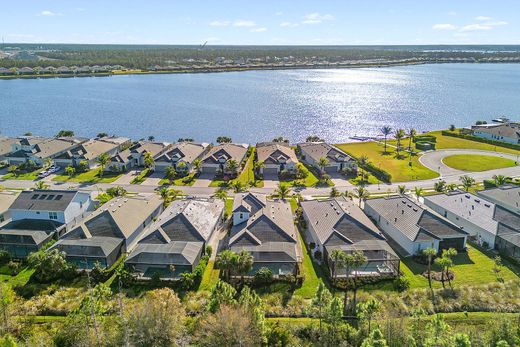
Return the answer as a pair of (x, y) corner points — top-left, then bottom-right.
(433, 23), (457, 30)
(280, 22), (299, 28)
(302, 13), (334, 25)
(38, 10), (61, 16)
(251, 27), (267, 32)
(209, 20), (231, 27)
(233, 20), (256, 27)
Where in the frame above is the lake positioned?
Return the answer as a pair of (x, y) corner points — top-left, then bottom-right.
(1, 63), (519, 143)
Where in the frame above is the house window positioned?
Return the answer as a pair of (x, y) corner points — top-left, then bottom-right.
(49, 212), (58, 220)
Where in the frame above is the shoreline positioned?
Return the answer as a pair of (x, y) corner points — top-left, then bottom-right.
(1, 59), (519, 80)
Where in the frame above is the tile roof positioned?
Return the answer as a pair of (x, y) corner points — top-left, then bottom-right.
(9, 190), (79, 212)
(365, 196), (467, 242)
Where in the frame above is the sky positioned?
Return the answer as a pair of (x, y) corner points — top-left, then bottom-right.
(1, 0), (519, 45)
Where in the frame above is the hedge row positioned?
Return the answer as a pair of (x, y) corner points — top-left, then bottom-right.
(441, 131), (520, 151)
(358, 161), (392, 183)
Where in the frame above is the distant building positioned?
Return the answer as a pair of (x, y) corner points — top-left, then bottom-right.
(51, 194), (162, 269)
(472, 122), (520, 144)
(301, 197), (400, 278)
(298, 142), (357, 174)
(364, 196), (468, 256)
(228, 193), (301, 276)
(126, 199), (225, 279)
(0, 190), (92, 258)
(425, 191), (520, 259)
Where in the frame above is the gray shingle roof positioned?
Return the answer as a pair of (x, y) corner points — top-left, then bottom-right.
(365, 196), (467, 242)
(126, 241), (203, 266)
(9, 190), (78, 212)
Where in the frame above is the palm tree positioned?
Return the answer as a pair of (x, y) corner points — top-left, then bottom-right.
(96, 153), (111, 177)
(460, 175), (475, 191)
(423, 247), (437, 300)
(397, 185), (407, 195)
(234, 250), (254, 287)
(394, 129), (406, 157)
(215, 250), (236, 281)
(434, 180), (446, 193)
(493, 174), (507, 187)
(165, 166), (176, 184)
(354, 185), (370, 207)
(380, 126), (392, 154)
(225, 159), (239, 177)
(275, 183), (291, 200)
(34, 181), (49, 190)
(317, 157), (329, 176)
(414, 187), (424, 200)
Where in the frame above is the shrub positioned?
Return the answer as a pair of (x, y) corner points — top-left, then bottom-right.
(393, 276), (410, 292)
(254, 267), (274, 285)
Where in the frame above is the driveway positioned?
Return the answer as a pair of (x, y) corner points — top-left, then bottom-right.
(419, 149), (519, 178)
(193, 173), (214, 188)
(113, 169), (141, 185)
(262, 173), (279, 189)
(142, 171), (164, 186)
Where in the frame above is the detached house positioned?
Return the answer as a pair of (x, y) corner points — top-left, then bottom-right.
(256, 142), (299, 176)
(425, 191), (520, 259)
(51, 194), (162, 269)
(154, 142), (209, 173)
(364, 196), (468, 256)
(301, 197), (400, 278)
(200, 143), (248, 175)
(126, 199), (225, 278)
(298, 142), (357, 173)
(0, 190), (92, 258)
(228, 193), (301, 276)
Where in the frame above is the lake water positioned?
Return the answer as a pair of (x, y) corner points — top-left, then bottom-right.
(1, 63), (519, 143)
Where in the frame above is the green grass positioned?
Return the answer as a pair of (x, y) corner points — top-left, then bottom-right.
(443, 154), (517, 172)
(198, 261), (220, 291)
(401, 244), (519, 289)
(53, 168), (122, 183)
(2, 168), (44, 181)
(336, 141), (439, 182)
(158, 172), (197, 186)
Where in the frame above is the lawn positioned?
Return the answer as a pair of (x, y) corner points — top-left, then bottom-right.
(336, 141), (439, 182)
(198, 261), (220, 291)
(53, 168), (122, 184)
(443, 154), (517, 172)
(400, 244), (519, 289)
(2, 168), (44, 181)
(158, 172), (197, 186)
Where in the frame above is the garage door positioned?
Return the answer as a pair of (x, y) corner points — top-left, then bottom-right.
(324, 165), (338, 173)
(263, 167), (279, 176)
(439, 237), (465, 252)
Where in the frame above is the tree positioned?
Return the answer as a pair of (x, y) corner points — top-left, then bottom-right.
(197, 305), (262, 347)
(275, 183), (291, 200)
(394, 129), (406, 157)
(317, 157), (329, 175)
(434, 180), (446, 192)
(65, 166), (76, 177)
(310, 282), (332, 335)
(354, 185), (370, 207)
(357, 299), (381, 334)
(397, 185), (407, 195)
(234, 250), (254, 287)
(460, 175), (475, 191)
(216, 136), (232, 143)
(55, 129), (74, 137)
(380, 126), (392, 154)
(361, 328), (388, 347)
(96, 152), (111, 177)
(423, 247), (437, 300)
(143, 151), (155, 170)
(225, 159), (239, 176)
(126, 288), (186, 347)
(165, 166), (176, 184)
(493, 174), (507, 187)
(329, 187), (341, 198)
(34, 181), (49, 190)
(215, 250), (236, 281)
